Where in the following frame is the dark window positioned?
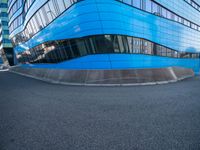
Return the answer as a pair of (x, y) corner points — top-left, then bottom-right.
(16, 34), (200, 64)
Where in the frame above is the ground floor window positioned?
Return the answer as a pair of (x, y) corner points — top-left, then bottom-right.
(16, 35), (200, 64)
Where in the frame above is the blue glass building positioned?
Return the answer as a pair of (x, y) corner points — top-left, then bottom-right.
(0, 0), (14, 66)
(8, 0), (200, 74)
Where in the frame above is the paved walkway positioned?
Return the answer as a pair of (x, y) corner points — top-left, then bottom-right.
(0, 72), (200, 150)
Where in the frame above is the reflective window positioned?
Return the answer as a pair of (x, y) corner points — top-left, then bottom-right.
(133, 0), (141, 9)
(116, 0), (200, 37)
(144, 0), (152, 12)
(184, 0), (200, 12)
(123, 0), (132, 5)
(10, 0), (79, 46)
(16, 35), (200, 64)
(10, 0), (200, 48)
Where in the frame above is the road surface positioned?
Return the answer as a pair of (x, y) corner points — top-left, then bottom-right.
(0, 71), (200, 150)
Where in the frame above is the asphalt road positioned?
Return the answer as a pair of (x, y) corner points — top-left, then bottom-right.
(0, 71), (200, 150)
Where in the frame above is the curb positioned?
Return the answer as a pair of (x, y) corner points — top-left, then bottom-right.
(9, 70), (193, 87)
(0, 69), (9, 72)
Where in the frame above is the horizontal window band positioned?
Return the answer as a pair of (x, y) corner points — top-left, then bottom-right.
(16, 34), (200, 64)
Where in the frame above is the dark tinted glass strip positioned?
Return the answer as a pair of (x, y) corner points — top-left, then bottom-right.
(16, 34), (200, 64)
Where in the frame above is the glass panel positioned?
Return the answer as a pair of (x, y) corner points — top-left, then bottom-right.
(117, 35), (125, 53)
(144, 0), (152, 12)
(133, 0), (141, 8)
(63, 0), (72, 8)
(111, 35), (120, 53)
(127, 37), (133, 53)
(123, 0), (132, 5)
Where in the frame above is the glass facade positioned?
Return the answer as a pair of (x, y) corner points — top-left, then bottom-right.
(16, 35), (200, 64)
(10, 0), (81, 46)
(0, 0), (14, 66)
(7, 0), (200, 73)
(9, 0), (200, 47)
(184, 0), (200, 12)
(117, 0), (200, 31)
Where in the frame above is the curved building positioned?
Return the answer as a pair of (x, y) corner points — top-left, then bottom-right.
(8, 0), (200, 74)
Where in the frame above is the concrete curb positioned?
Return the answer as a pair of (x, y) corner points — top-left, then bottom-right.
(9, 67), (194, 87)
(0, 69), (9, 72)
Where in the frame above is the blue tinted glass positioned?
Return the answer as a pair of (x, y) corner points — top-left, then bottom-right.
(133, 0), (141, 8)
